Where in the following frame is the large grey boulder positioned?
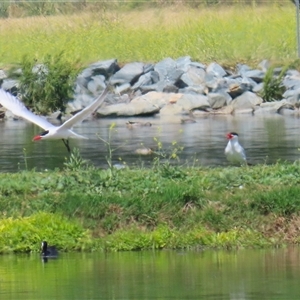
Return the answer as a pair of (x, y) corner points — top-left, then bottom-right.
(67, 93), (98, 112)
(283, 74), (300, 90)
(86, 59), (120, 78)
(283, 87), (300, 105)
(176, 56), (193, 72)
(115, 83), (131, 94)
(97, 96), (160, 117)
(110, 62), (145, 85)
(178, 85), (206, 95)
(132, 71), (159, 90)
(236, 64), (252, 76)
(177, 94), (210, 110)
(243, 69), (265, 83)
(180, 65), (206, 87)
(1, 79), (18, 93)
(87, 75), (106, 95)
(74, 59), (119, 106)
(206, 62), (227, 77)
(231, 91), (263, 111)
(227, 82), (248, 98)
(252, 82), (264, 93)
(154, 56), (202, 91)
(254, 100), (294, 115)
(155, 57), (182, 81)
(151, 57), (186, 92)
(208, 92), (231, 109)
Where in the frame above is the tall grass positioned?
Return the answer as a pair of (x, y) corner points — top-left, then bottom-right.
(0, 5), (296, 68)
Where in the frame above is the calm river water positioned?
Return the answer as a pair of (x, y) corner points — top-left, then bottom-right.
(1, 248), (300, 299)
(1, 114), (300, 172)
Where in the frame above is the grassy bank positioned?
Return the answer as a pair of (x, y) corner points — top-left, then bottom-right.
(0, 5), (297, 68)
(1, 160), (300, 253)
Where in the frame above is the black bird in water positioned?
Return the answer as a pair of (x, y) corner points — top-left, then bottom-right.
(41, 241), (58, 258)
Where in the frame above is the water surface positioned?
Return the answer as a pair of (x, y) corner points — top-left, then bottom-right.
(1, 248), (300, 299)
(1, 114), (300, 172)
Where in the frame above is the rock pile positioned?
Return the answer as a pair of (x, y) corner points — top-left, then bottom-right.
(1, 57), (300, 118)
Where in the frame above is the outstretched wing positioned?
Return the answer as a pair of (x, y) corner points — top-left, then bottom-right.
(0, 89), (55, 130)
(59, 86), (109, 130)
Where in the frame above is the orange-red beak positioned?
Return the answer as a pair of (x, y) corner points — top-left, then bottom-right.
(33, 135), (42, 141)
(226, 133), (233, 140)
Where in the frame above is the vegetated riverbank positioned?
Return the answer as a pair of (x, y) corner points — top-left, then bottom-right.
(1, 157), (300, 253)
(0, 5), (296, 68)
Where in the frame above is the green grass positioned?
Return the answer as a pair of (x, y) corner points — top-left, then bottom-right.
(1, 161), (300, 252)
(0, 5), (297, 68)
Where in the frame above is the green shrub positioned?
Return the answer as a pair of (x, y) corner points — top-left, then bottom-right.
(261, 66), (287, 102)
(14, 52), (79, 114)
(64, 148), (91, 171)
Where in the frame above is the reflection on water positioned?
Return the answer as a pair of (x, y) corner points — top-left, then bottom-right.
(1, 247), (300, 299)
(1, 114), (300, 172)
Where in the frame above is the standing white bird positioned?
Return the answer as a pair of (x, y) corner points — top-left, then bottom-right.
(224, 132), (247, 165)
(0, 86), (109, 152)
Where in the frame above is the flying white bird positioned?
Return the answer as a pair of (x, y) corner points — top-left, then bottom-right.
(224, 132), (247, 165)
(0, 87), (109, 152)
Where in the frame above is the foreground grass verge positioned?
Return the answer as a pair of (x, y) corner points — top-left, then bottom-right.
(1, 161), (300, 253)
(0, 5), (297, 67)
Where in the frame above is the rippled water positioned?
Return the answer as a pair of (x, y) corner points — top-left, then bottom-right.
(1, 247), (300, 299)
(1, 113), (300, 172)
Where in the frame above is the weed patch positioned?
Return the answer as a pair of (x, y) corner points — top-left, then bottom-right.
(250, 186), (300, 216)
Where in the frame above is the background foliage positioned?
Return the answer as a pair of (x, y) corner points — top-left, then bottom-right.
(0, 1), (288, 19)
(0, 4), (297, 67)
(12, 53), (79, 114)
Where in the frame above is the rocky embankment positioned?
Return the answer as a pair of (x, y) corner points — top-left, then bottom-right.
(1, 57), (300, 119)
